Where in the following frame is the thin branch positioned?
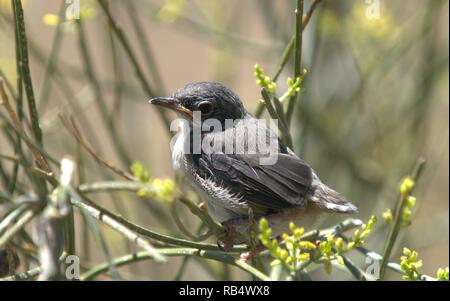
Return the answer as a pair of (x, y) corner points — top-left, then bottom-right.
(285, 0), (304, 125)
(59, 115), (135, 181)
(340, 234), (437, 280)
(379, 158), (426, 278)
(70, 191), (166, 263)
(0, 266), (40, 281)
(255, 0), (322, 118)
(80, 248), (271, 281)
(273, 0), (321, 83)
(261, 88), (293, 148)
(70, 193), (248, 253)
(76, 17), (133, 167)
(123, 1), (166, 95)
(11, 0), (42, 145)
(170, 201), (212, 241)
(38, 2), (66, 111)
(96, 0), (171, 130)
(0, 78), (51, 172)
(0, 209), (39, 249)
(178, 196), (225, 235)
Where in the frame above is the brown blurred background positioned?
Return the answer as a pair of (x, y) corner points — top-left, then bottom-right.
(0, 0), (448, 280)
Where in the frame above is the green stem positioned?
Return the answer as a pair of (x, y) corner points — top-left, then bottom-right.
(0, 111), (58, 166)
(341, 236), (437, 280)
(11, 0), (42, 145)
(261, 88), (293, 148)
(8, 11), (24, 194)
(76, 18), (133, 168)
(0, 203), (28, 236)
(255, 0), (322, 118)
(285, 0), (304, 126)
(379, 158), (426, 279)
(0, 209), (39, 249)
(123, 1), (166, 95)
(38, 2), (66, 112)
(71, 191), (166, 262)
(79, 180), (225, 236)
(97, 0), (171, 131)
(80, 248), (270, 281)
(0, 266), (41, 281)
(70, 192), (248, 253)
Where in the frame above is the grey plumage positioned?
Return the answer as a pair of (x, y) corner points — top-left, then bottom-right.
(151, 82), (357, 236)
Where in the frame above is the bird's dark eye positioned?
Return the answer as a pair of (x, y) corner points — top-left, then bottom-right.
(197, 101), (214, 116)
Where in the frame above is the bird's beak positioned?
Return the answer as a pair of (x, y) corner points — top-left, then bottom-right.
(149, 97), (192, 117)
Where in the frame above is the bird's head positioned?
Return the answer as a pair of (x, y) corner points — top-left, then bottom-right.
(149, 82), (247, 125)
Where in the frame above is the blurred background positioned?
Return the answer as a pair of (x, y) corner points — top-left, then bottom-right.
(0, 0), (448, 280)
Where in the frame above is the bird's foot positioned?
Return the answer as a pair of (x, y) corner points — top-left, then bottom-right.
(216, 224), (237, 252)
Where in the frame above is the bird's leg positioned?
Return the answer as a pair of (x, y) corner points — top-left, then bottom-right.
(219, 207), (308, 252)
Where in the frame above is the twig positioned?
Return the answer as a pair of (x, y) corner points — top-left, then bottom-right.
(76, 17), (133, 168)
(59, 115), (135, 181)
(172, 223), (206, 280)
(0, 209), (39, 249)
(79, 180), (216, 241)
(170, 201), (212, 241)
(70, 194), (248, 253)
(78, 181), (156, 193)
(178, 196), (225, 235)
(255, 0), (322, 118)
(0, 78), (50, 172)
(261, 88), (293, 148)
(2, 48), (22, 194)
(0, 153), (54, 188)
(340, 254), (367, 281)
(379, 158), (426, 278)
(0, 266), (40, 281)
(38, 2), (66, 111)
(272, 0), (321, 83)
(11, 0), (42, 145)
(70, 191), (166, 263)
(97, 0), (171, 130)
(0, 253), (67, 281)
(285, 0), (304, 126)
(339, 234), (437, 280)
(80, 248), (270, 281)
(123, 1), (166, 95)
(0, 203), (29, 236)
(77, 200), (122, 280)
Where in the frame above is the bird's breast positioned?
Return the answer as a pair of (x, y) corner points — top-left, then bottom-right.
(171, 123), (190, 171)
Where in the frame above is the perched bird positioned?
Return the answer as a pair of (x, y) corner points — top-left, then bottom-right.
(150, 82), (357, 245)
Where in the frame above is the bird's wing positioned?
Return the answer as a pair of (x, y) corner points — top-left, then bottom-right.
(195, 152), (313, 212)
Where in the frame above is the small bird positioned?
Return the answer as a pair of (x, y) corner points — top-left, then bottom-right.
(150, 82), (357, 245)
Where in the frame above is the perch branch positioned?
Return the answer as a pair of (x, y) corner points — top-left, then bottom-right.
(70, 192), (248, 253)
(80, 248), (270, 281)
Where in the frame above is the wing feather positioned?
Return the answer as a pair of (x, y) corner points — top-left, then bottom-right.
(195, 152), (313, 213)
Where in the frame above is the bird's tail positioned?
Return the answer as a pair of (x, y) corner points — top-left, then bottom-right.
(308, 172), (358, 214)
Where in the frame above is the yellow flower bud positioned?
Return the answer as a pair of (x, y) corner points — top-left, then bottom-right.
(383, 209), (393, 223)
(43, 14), (60, 27)
(259, 218), (269, 232)
(298, 253), (310, 261)
(400, 177), (415, 196)
(406, 196), (416, 208)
